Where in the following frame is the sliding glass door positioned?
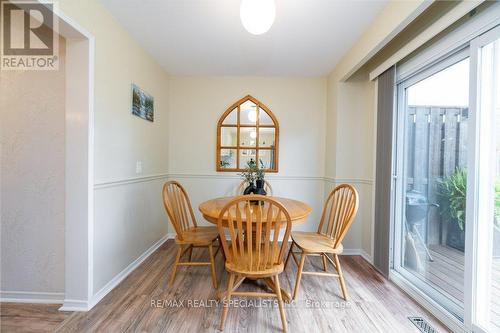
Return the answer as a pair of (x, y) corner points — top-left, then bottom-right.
(393, 24), (500, 332)
(394, 51), (470, 321)
(469, 25), (500, 333)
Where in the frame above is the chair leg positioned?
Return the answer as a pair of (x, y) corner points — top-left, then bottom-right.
(208, 244), (218, 289)
(334, 254), (348, 300)
(292, 251), (306, 300)
(273, 275), (287, 333)
(188, 246), (193, 262)
(169, 246), (182, 287)
(321, 253), (327, 272)
(219, 237), (226, 261)
(219, 273), (235, 331)
(284, 241), (294, 270)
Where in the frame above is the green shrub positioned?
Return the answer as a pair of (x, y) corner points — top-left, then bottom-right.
(439, 168), (500, 230)
(438, 168), (467, 230)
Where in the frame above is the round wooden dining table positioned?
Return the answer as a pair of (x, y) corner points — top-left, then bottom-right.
(199, 196), (312, 225)
(198, 196), (312, 303)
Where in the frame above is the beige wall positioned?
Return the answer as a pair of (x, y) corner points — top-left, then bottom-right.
(330, 72), (376, 181)
(334, 0), (427, 81)
(59, 0), (170, 181)
(0, 37), (66, 295)
(58, 0), (170, 296)
(168, 76), (333, 237)
(325, 1), (428, 259)
(168, 76), (326, 176)
(325, 69), (377, 256)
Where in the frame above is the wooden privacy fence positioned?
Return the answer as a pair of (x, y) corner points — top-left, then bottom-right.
(406, 105), (469, 245)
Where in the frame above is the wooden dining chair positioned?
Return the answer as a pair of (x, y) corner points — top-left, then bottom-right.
(236, 180), (273, 196)
(162, 181), (220, 288)
(217, 195), (292, 332)
(285, 184), (359, 301)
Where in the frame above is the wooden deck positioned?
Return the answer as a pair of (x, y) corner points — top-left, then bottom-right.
(426, 245), (465, 306)
(412, 244), (500, 330)
(491, 257), (500, 331)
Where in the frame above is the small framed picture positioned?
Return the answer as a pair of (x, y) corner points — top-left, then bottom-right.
(131, 83), (154, 122)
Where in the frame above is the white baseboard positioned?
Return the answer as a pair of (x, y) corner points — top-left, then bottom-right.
(0, 291), (64, 304)
(360, 249), (374, 264)
(87, 234), (170, 311)
(339, 248), (373, 264)
(59, 299), (89, 312)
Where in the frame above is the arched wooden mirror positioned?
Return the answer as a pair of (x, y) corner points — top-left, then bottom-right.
(217, 95), (279, 172)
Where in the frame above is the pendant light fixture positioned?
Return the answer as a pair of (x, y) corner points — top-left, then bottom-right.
(240, 0), (276, 35)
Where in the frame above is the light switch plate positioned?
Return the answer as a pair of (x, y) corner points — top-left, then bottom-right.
(136, 161), (142, 174)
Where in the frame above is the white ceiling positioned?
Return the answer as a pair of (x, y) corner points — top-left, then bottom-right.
(101, 0), (388, 76)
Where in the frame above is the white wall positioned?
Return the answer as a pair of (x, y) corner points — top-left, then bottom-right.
(58, 0), (170, 302)
(0, 37), (66, 299)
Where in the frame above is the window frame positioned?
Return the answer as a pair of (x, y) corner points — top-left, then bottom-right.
(467, 24), (500, 333)
(216, 95), (279, 172)
(392, 49), (470, 323)
(390, 21), (500, 333)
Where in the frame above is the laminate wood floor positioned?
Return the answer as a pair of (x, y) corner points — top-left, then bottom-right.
(1, 240), (450, 332)
(0, 303), (71, 333)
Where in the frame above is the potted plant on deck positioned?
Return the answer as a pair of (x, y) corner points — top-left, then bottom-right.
(438, 168), (467, 252)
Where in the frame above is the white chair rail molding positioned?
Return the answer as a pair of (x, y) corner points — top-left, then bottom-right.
(1, 0), (499, 332)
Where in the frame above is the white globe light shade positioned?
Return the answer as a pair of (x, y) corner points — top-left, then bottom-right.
(240, 0), (276, 35)
(248, 109), (257, 122)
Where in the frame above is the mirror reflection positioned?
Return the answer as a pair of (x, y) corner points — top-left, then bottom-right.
(217, 96), (279, 172)
(240, 101), (257, 125)
(259, 128), (275, 147)
(240, 127), (257, 147)
(220, 149), (237, 169)
(222, 108), (238, 125)
(221, 127), (237, 147)
(239, 149), (256, 169)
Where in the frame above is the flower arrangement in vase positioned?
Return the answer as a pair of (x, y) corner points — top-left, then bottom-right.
(238, 159), (267, 202)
